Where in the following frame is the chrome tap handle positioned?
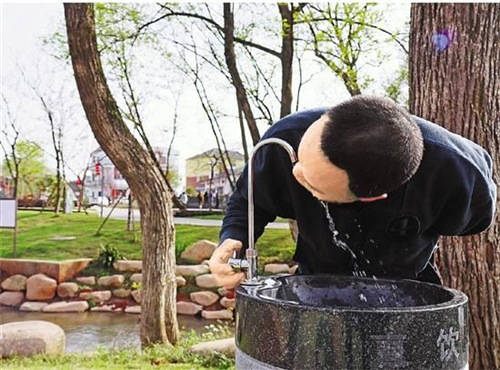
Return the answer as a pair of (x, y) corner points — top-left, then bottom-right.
(228, 251), (248, 271)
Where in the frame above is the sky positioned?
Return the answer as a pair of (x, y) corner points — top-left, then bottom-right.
(1, 2), (410, 185)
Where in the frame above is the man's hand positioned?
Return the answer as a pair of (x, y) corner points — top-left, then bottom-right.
(209, 238), (245, 289)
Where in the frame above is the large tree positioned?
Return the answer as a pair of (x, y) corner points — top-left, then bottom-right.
(64, 3), (178, 346)
(409, 4), (499, 369)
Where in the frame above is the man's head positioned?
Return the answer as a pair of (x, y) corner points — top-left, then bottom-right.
(292, 96), (423, 203)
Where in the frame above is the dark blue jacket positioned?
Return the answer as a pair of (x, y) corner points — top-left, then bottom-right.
(220, 108), (497, 283)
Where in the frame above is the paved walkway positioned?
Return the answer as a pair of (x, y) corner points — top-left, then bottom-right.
(93, 207), (289, 230)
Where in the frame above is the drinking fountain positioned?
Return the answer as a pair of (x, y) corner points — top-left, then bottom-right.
(229, 139), (469, 370)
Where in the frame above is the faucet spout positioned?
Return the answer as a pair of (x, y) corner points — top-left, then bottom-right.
(234, 138), (297, 286)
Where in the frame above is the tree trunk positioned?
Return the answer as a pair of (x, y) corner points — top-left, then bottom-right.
(409, 4), (499, 369)
(78, 181), (85, 213)
(223, 3), (260, 145)
(64, 3), (178, 346)
(54, 159), (62, 214)
(127, 193), (133, 231)
(237, 97), (249, 162)
(278, 4), (294, 118)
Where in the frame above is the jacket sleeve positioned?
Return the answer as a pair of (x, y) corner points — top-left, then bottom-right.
(433, 149), (497, 236)
(219, 139), (296, 250)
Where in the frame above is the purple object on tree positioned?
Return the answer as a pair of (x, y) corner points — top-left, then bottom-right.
(432, 29), (457, 52)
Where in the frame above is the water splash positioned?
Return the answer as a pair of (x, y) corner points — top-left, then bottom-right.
(319, 200), (391, 302)
(320, 200), (357, 262)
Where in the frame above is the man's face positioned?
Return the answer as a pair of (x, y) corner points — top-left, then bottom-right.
(292, 115), (358, 203)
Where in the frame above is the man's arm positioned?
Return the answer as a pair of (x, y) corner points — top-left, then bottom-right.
(219, 185), (277, 251)
(434, 150), (496, 236)
(210, 142), (293, 288)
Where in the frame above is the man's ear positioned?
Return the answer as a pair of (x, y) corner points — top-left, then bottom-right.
(358, 193), (388, 203)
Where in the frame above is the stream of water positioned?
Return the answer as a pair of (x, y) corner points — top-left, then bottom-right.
(320, 200), (401, 305)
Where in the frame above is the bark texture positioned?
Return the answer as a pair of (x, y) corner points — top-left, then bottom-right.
(278, 3), (294, 118)
(64, 4), (178, 346)
(409, 4), (499, 369)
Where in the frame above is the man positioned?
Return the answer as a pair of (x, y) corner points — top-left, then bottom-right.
(210, 96), (496, 288)
(180, 191), (188, 206)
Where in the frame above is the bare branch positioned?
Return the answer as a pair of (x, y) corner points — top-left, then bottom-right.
(133, 4), (282, 58)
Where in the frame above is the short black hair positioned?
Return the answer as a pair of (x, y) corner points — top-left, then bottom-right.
(321, 96), (423, 197)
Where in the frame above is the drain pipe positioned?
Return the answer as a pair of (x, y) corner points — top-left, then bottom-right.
(229, 138), (297, 286)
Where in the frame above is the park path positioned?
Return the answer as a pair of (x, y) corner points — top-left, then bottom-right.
(95, 207), (289, 230)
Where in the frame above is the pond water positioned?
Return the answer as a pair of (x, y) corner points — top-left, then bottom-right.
(0, 307), (233, 353)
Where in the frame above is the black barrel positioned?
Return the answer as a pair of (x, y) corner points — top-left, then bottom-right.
(235, 275), (468, 370)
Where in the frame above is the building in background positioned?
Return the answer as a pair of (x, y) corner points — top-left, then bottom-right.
(85, 146), (180, 204)
(185, 149), (245, 197)
(0, 175), (14, 198)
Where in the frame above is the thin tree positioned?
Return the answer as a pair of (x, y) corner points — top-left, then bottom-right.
(299, 3), (407, 97)
(37, 94), (64, 214)
(409, 4), (499, 369)
(95, 5), (185, 209)
(64, 3), (178, 346)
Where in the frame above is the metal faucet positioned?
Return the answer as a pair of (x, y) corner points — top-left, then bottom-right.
(228, 138), (297, 285)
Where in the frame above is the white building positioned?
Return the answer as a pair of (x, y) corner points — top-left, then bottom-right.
(85, 146), (180, 204)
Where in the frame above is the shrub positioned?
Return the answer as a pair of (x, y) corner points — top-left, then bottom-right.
(97, 243), (122, 268)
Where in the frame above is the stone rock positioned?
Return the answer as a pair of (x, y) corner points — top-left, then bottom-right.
(220, 297), (236, 309)
(42, 301), (89, 313)
(190, 291), (220, 307)
(125, 306), (141, 314)
(113, 288), (131, 298)
(90, 305), (113, 312)
(130, 273), (142, 283)
(175, 264), (210, 277)
(79, 290), (112, 303)
(0, 291), (24, 306)
(176, 301), (202, 316)
(195, 274), (218, 289)
(97, 275), (124, 288)
(190, 337), (236, 357)
(289, 265), (298, 275)
(76, 276), (96, 285)
(201, 309), (233, 320)
(0, 320), (65, 358)
(218, 287), (229, 297)
(131, 289), (141, 304)
(26, 274), (57, 301)
(51, 236), (76, 241)
(180, 240), (217, 263)
(176, 276), (187, 287)
(57, 282), (79, 299)
(264, 263), (291, 274)
(1, 274), (27, 291)
(0, 258), (91, 283)
(113, 260), (142, 273)
(20, 301), (49, 312)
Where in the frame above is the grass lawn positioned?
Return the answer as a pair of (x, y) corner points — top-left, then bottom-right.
(194, 213), (289, 223)
(0, 211), (296, 265)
